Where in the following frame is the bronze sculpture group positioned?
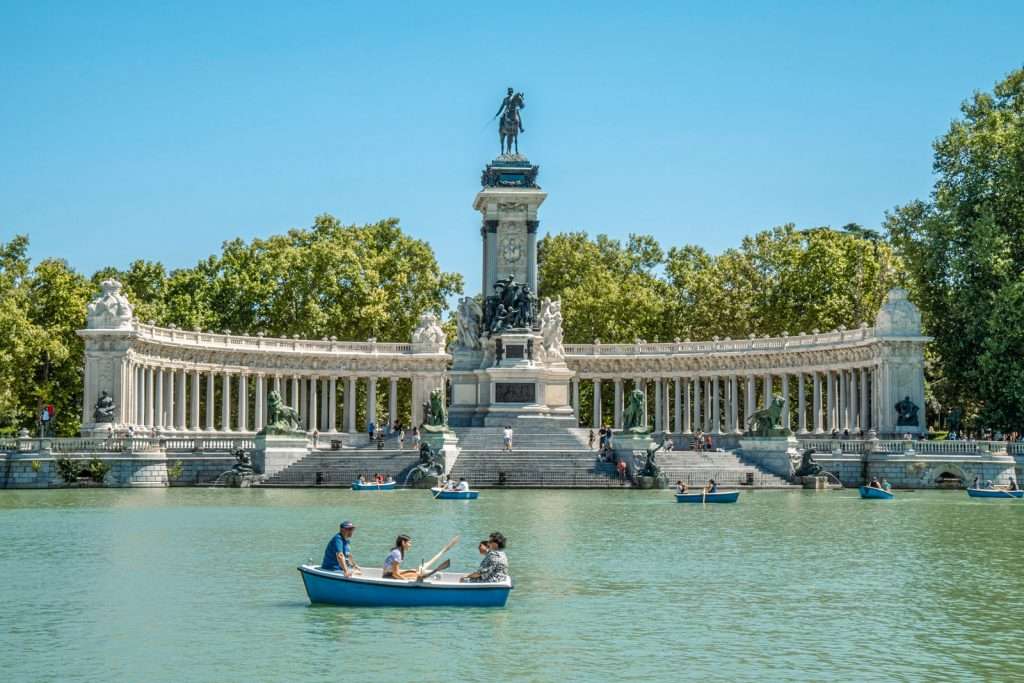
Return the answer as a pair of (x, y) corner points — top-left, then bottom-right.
(484, 274), (537, 335)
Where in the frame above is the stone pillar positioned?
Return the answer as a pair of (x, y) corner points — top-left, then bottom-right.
(321, 379), (329, 430)
(839, 370), (848, 430)
(136, 366), (145, 427)
(205, 372), (215, 431)
(730, 375), (739, 433)
(711, 375), (721, 435)
(346, 377), (357, 432)
(175, 369), (186, 430)
(367, 377), (377, 429)
(386, 378), (396, 429)
(745, 375), (755, 425)
(859, 368), (868, 432)
(797, 373), (806, 434)
(705, 377), (712, 432)
(812, 372), (823, 433)
(299, 377), (306, 424)
(654, 378), (663, 432)
(826, 371), (835, 432)
(273, 375), (281, 395)
(673, 378), (682, 434)
(684, 378), (692, 432)
(693, 377), (702, 431)
(848, 370), (858, 433)
(144, 367), (154, 427)
(592, 379), (602, 427)
(154, 369), (164, 428)
(613, 379), (623, 429)
(328, 377), (337, 432)
(762, 373), (771, 408)
(308, 377), (318, 432)
(290, 376), (300, 413)
(239, 374), (248, 432)
(164, 369), (174, 429)
(222, 371), (232, 432)
(189, 371), (200, 431)
(255, 374), (265, 432)
(781, 373), (790, 430)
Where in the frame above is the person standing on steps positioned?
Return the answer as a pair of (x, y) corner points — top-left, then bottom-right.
(503, 425), (513, 452)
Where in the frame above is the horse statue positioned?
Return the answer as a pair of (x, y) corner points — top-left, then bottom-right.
(622, 388), (647, 431)
(264, 389), (301, 434)
(495, 88), (525, 156)
(746, 395), (788, 437)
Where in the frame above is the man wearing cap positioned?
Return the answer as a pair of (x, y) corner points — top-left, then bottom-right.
(322, 521), (361, 576)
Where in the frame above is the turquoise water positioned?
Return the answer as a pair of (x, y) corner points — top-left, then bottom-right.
(2, 488), (1023, 682)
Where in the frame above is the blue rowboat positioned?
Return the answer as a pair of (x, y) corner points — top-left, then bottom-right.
(967, 488), (1023, 499)
(431, 488), (479, 500)
(675, 490), (740, 503)
(859, 485), (895, 500)
(351, 481), (396, 491)
(298, 565), (511, 607)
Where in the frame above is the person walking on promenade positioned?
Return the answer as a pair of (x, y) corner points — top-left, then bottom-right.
(398, 427), (405, 450)
(413, 426), (421, 449)
(322, 520), (360, 577)
(588, 429), (595, 449)
(503, 425), (513, 452)
(368, 421), (375, 440)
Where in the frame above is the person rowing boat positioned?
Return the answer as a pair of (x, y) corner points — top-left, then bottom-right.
(321, 520), (361, 577)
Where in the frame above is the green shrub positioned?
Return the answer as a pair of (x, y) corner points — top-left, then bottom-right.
(30, 460), (42, 473)
(168, 459), (184, 480)
(55, 458), (81, 483)
(87, 457), (111, 483)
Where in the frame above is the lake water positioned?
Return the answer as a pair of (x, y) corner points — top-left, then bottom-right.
(2, 488), (1023, 682)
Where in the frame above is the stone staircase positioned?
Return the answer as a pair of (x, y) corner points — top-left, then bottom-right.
(260, 448), (420, 487)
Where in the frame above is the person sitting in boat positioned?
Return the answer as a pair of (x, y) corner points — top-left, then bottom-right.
(322, 520), (361, 577)
(383, 535), (421, 581)
(984, 479), (994, 489)
(881, 478), (892, 491)
(868, 477), (882, 489)
(972, 476), (981, 489)
(357, 475), (367, 484)
(456, 478), (470, 492)
(461, 532), (509, 583)
(705, 479), (718, 494)
(1009, 477), (1020, 491)
(675, 480), (688, 493)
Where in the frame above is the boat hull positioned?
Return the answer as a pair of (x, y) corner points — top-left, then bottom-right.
(431, 488), (479, 500)
(351, 482), (396, 491)
(967, 488), (1023, 499)
(298, 565), (510, 607)
(675, 490), (740, 503)
(859, 486), (895, 500)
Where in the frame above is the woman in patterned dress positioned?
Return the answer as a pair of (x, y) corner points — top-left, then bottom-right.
(461, 532), (509, 583)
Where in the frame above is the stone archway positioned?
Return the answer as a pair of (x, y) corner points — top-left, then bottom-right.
(923, 463), (971, 489)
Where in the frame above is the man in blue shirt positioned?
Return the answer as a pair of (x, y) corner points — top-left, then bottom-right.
(321, 520), (360, 576)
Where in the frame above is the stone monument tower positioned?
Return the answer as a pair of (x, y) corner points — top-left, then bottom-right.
(448, 107), (576, 426)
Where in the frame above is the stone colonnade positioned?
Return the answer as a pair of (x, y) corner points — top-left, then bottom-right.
(568, 369), (878, 435)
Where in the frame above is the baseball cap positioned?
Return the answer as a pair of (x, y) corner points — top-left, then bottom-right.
(340, 520), (356, 529)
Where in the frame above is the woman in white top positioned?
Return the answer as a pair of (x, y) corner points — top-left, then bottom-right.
(383, 535), (420, 580)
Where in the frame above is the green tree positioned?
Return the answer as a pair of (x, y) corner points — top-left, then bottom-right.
(0, 236), (43, 433)
(887, 67), (1024, 428)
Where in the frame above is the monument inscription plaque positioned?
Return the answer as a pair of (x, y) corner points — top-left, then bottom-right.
(495, 382), (535, 403)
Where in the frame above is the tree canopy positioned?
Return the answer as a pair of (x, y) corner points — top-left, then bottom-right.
(887, 67), (1024, 429)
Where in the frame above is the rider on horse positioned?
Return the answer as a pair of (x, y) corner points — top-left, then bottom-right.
(495, 87), (525, 155)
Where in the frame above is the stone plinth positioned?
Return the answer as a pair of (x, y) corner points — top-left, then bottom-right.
(254, 433), (308, 478)
(739, 435), (800, 480)
(421, 427), (460, 477)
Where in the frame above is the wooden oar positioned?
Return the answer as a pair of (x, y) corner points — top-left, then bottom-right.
(420, 535), (460, 573)
(416, 558), (450, 582)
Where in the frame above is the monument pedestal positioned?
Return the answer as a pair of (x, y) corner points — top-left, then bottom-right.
(739, 435), (800, 480)
(254, 433), (308, 478)
(421, 427), (460, 477)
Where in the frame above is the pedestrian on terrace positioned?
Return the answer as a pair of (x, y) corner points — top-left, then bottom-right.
(588, 429), (595, 449)
(503, 425), (513, 452)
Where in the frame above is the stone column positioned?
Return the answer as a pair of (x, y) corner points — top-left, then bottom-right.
(205, 372), (215, 431)
(705, 377), (712, 432)
(176, 369), (187, 430)
(136, 366), (145, 427)
(693, 377), (702, 432)
(164, 369), (174, 429)
(613, 379), (623, 429)
(711, 375), (721, 434)
(328, 377), (337, 432)
(308, 377), (318, 432)
(745, 375), (755, 425)
(367, 377), (377, 429)
(273, 375), (281, 395)
(154, 369), (164, 428)
(654, 378), (663, 432)
(673, 379), (682, 434)
(684, 378), (692, 432)
(848, 370), (858, 432)
(321, 379), (329, 430)
(859, 368), (868, 432)
(299, 377), (306, 424)
(346, 377), (357, 432)
(730, 375), (739, 433)
(839, 370), (848, 430)
(143, 367), (154, 427)
(255, 374), (265, 432)
(571, 378), (580, 421)
(221, 371), (232, 431)
(762, 374), (772, 409)
(781, 373), (790, 430)
(189, 371), (200, 431)
(592, 379), (602, 427)
(815, 374), (823, 432)
(239, 374), (248, 432)
(826, 371), (835, 432)
(797, 373), (806, 433)
(290, 376), (300, 413)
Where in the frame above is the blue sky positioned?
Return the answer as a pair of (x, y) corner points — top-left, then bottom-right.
(2, 1), (1022, 298)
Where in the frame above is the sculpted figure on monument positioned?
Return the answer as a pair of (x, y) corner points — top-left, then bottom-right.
(793, 448), (823, 477)
(484, 274), (537, 335)
(622, 389), (647, 431)
(746, 395), (788, 437)
(455, 297), (484, 350)
(538, 297), (565, 361)
(93, 390), (116, 423)
(263, 389), (301, 434)
(895, 396), (919, 426)
(494, 87), (525, 156)
(423, 388), (447, 428)
(411, 312), (446, 351)
(86, 279), (134, 330)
